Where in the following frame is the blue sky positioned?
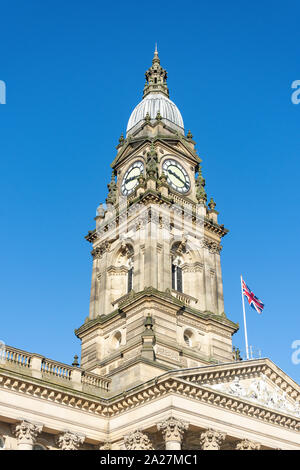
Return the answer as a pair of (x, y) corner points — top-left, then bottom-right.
(0, 0), (299, 382)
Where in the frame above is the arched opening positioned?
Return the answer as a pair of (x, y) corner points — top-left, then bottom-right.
(171, 255), (183, 293)
(183, 329), (194, 347)
(112, 331), (122, 350)
(127, 257), (133, 293)
(109, 243), (134, 305)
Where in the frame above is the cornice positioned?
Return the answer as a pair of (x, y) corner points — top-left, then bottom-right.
(0, 360), (299, 432)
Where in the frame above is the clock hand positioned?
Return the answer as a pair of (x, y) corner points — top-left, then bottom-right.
(126, 174), (139, 183)
(168, 169), (186, 186)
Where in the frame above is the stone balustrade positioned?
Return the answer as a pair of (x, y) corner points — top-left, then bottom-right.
(0, 345), (32, 368)
(0, 345), (110, 392)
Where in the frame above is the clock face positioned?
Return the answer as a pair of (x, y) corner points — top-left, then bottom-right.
(121, 160), (144, 196)
(162, 159), (190, 193)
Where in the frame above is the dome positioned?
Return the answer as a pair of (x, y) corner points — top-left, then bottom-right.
(126, 93), (184, 135)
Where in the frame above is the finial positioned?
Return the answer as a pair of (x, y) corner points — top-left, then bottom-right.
(156, 110), (162, 121)
(195, 165), (207, 203)
(96, 203), (105, 218)
(144, 314), (153, 330)
(143, 47), (169, 98)
(72, 354), (79, 367)
(208, 197), (216, 210)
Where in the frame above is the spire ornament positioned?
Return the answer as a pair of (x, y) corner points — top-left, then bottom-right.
(208, 197), (216, 210)
(146, 142), (158, 179)
(106, 171), (117, 205)
(143, 46), (169, 98)
(156, 110), (162, 121)
(195, 166), (207, 203)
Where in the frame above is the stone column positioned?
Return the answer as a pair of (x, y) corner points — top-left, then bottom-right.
(236, 439), (261, 450)
(157, 417), (189, 450)
(56, 431), (85, 450)
(12, 420), (42, 450)
(124, 429), (154, 450)
(200, 428), (226, 450)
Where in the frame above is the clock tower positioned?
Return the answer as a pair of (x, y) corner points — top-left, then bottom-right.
(75, 48), (238, 392)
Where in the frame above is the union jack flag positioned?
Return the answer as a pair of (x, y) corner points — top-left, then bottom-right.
(242, 278), (265, 314)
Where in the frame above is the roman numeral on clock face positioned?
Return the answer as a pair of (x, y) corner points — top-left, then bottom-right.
(121, 160), (144, 196)
(162, 159), (190, 193)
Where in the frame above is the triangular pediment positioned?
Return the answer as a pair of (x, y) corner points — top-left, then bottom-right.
(112, 134), (200, 170)
(175, 358), (300, 418)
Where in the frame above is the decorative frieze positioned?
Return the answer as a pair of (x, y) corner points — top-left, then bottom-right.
(200, 428), (226, 450)
(202, 374), (300, 418)
(56, 431), (85, 450)
(124, 430), (154, 450)
(236, 439), (261, 450)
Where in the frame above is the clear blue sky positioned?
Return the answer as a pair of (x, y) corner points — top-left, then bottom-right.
(1, 1), (299, 382)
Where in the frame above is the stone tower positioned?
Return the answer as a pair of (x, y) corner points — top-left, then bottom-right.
(75, 49), (238, 392)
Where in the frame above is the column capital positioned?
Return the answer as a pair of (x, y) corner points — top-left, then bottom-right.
(12, 419), (42, 446)
(124, 429), (154, 450)
(99, 441), (111, 450)
(200, 428), (226, 450)
(56, 431), (85, 450)
(157, 417), (189, 443)
(236, 439), (261, 450)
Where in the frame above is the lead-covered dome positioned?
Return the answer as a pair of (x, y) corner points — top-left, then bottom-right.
(126, 92), (184, 135)
(126, 47), (184, 136)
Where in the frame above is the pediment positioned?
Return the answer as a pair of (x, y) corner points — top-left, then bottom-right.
(176, 359), (300, 418)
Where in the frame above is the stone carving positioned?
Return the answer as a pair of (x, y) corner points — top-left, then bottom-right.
(157, 417), (189, 443)
(201, 238), (221, 254)
(203, 374), (300, 417)
(99, 441), (111, 450)
(124, 429), (154, 450)
(195, 166), (207, 203)
(155, 346), (179, 361)
(91, 241), (111, 259)
(236, 439), (261, 450)
(56, 431), (85, 450)
(106, 171), (117, 205)
(146, 143), (158, 179)
(200, 428), (226, 450)
(12, 420), (42, 445)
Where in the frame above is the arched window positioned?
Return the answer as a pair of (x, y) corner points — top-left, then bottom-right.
(112, 331), (122, 350)
(127, 257), (133, 293)
(183, 329), (194, 347)
(172, 256), (183, 292)
(110, 244), (134, 305)
(0, 437), (4, 450)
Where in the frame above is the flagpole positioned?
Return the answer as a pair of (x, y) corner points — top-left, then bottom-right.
(240, 275), (249, 360)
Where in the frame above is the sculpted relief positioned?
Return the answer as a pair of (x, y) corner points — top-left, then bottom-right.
(203, 374), (300, 417)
